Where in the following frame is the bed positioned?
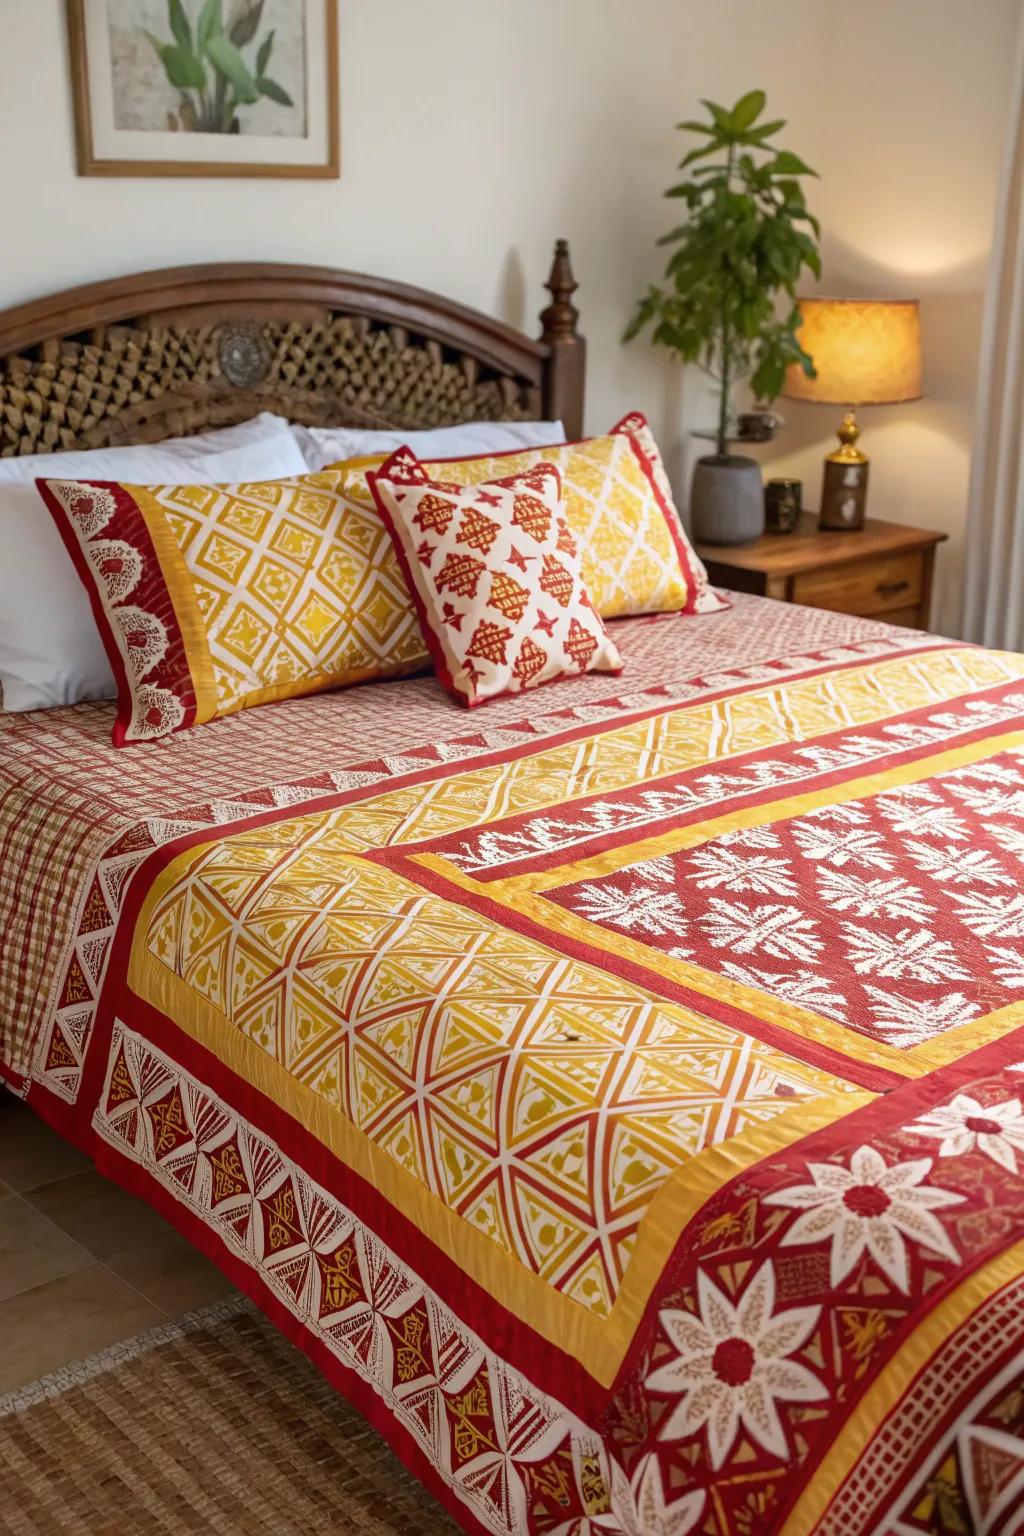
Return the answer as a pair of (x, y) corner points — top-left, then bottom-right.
(2, 249), (1024, 1536)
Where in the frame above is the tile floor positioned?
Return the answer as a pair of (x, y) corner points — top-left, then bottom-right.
(0, 1090), (236, 1395)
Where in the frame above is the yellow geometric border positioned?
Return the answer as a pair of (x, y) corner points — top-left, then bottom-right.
(128, 861), (871, 1388)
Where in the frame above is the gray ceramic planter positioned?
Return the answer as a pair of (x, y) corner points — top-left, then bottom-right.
(690, 455), (765, 545)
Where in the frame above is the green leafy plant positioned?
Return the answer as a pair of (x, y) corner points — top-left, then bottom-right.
(146, 0), (293, 135)
(625, 90), (821, 457)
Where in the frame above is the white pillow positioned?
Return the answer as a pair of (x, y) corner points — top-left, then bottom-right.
(294, 420), (567, 472)
(0, 414), (308, 712)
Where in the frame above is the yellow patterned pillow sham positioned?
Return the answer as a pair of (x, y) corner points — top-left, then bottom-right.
(40, 470), (428, 744)
(425, 412), (726, 618)
(337, 412), (725, 620)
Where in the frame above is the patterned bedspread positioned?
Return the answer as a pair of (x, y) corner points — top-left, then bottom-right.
(4, 594), (1024, 1536)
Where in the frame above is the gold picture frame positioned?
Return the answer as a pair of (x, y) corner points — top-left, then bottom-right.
(67, 0), (340, 179)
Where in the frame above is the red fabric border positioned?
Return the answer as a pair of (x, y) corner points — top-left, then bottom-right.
(22, 1067), (490, 1536)
(608, 410), (707, 613)
(37, 477), (198, 747)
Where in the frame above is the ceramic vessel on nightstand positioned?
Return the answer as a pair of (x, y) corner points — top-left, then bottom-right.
(690, 455), (765, 545)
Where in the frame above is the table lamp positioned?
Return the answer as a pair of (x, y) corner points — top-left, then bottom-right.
(784, 298), (922, 530)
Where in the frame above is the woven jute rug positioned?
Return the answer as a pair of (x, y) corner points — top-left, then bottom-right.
(0, 1295), (461, 1535)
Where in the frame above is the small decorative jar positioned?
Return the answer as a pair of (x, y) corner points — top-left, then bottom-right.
(765, 478), (802, 535)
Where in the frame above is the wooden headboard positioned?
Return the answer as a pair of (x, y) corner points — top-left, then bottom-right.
(0, 241), (585, 458)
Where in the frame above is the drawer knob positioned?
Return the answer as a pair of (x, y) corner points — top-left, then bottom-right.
(876, 579), (910, 598)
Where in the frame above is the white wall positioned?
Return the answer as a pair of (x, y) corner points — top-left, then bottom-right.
(754, 0), (1019, 631)
(1, 1), (1016, 633)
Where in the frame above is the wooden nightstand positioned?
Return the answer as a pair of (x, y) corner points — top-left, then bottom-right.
(694, 515), (947, 630)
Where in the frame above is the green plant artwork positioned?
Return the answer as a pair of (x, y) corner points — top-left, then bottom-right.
(625, 91), (821, 457)
(146, 0), (293, 134)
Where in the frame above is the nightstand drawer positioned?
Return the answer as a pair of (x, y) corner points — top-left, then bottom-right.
(791, 551), (923, 616)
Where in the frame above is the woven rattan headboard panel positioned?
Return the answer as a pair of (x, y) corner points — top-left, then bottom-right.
(0, 241), (585, 458)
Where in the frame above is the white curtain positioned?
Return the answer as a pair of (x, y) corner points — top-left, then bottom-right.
(962, 18), (1024, 649)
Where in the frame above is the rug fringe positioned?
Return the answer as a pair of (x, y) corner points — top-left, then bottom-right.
(0, 1292), (254, 1416)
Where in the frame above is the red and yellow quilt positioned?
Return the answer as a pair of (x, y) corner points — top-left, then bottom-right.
(5, 599), (1024, 1536)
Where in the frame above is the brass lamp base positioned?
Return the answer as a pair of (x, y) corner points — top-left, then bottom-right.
(819, 408), (870, 531)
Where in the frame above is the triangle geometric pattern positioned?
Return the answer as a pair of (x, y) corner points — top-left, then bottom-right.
(93, 1021), (615, 1536)
(145, 831), (843, 1315)
(818, 1274), (1024, 1535)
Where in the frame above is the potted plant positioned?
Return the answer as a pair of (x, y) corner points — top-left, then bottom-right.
(626, 90), (821, 544)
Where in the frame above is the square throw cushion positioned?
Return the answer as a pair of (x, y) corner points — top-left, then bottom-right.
(406, 412), (728, 620)
(0, 414), (308, 712)
(294, 419), (566, 472)
(367, 447), (622, 707)
(38, 468), (427, 745)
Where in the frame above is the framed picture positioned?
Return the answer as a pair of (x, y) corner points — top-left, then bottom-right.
(67, 0), (340, 178)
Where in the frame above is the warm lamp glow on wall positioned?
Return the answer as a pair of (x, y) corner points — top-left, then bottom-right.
(784, 299), (922, 530)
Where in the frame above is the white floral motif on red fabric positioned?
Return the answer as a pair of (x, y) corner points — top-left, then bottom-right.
(764, 1144), (964, 1293)
(646, 1261), (825, 1470)
(909, 1092), (1024, 1173)
(369, 449), (622, 707)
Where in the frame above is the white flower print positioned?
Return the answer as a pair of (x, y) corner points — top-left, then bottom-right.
(804, 801), (870, 825)
(952, 889), (1024, 939)
(603, 1454), (705, 1536)
(639, 855), (680, 885)
(863, 986), (979, 1048)
(842, 924), (969, 983)
(699, 900), (822, 962)
(816, 868), (932, 922)
(987, 944), (1024, 987)
(720, 962), (846, 1015)
(985, 821), (1024, 859)
(903, 839), (1012, 887)
(573, 879), (687, 938)
(951, 760), (1023, 787)
(718, 825), (782, 850)
(684, 845), (797, 896)
(791, 821), (894, 870)
(765, 1144), (964, 1293)
(876, 785), (968, 840)
(910, 1093), (1024, 1174)
(947, 783), (1024, 820)
(646, 1262), (824, 1470)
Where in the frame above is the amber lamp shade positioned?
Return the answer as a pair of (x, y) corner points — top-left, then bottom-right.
(783, 298), (922, 531)
(783, 298), (922, 406)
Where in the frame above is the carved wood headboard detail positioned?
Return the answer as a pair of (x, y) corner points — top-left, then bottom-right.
(0, 241), (586, 458)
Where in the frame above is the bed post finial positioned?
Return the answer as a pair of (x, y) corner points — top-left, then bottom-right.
(539, 239), (586, 438)
(541, 239), (579, 341)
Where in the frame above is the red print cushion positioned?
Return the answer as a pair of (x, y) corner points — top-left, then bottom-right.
(368, 449), (623, 707)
